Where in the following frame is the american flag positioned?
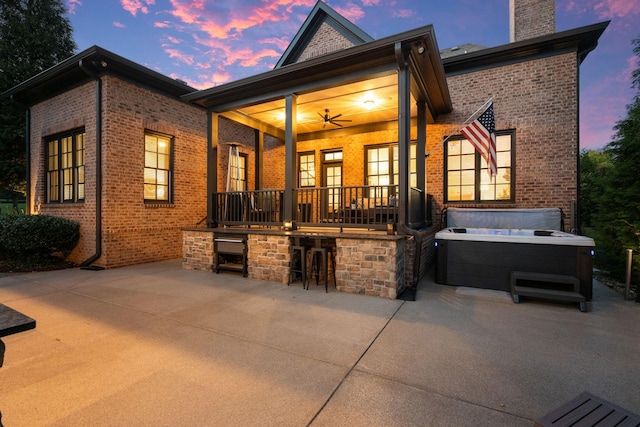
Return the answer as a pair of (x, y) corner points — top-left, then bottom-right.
(460, 102), (497, 179)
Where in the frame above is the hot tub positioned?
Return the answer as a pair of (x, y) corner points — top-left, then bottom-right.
(434, 227), (595, 300)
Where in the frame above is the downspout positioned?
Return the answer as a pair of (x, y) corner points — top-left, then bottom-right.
(78, 59), (103, 269)
(395, 42), (423, 288)
(8, 96), (30, 214)
(25, 108), (30, 213)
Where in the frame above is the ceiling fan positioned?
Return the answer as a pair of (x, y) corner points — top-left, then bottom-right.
(318, 109), (352, 128)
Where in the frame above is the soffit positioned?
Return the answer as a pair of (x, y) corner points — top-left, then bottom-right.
(235, 74), (415, 135)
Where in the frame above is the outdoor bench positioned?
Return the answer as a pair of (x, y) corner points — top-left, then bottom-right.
(535, 391), (640, 426)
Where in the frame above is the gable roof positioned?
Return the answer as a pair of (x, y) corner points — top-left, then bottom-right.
(274, 0), (373, 68)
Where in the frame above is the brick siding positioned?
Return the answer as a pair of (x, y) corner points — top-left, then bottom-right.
(510, 0), (555, 42)
(297, 21), (356, 62)
(428, 52), (578, 231)
(30, 76), (208, 268)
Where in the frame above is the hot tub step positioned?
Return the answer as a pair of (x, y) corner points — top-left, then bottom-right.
(510, 271), (586, 312)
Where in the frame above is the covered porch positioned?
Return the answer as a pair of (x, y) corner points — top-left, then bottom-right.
(181, 22), (451, 298)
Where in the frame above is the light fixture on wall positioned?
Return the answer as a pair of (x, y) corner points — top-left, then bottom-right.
(283, 221), (294, 231)
(415, 42), (428, 56)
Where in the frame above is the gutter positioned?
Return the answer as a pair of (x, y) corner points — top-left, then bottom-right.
(78, 59), (104, 269)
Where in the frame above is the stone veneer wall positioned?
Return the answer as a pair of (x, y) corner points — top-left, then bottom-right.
(246, 234), (291, 283)
(182, 230), (409, 299)
(334, 237), (405, 299)
(182, 230), (214, 272)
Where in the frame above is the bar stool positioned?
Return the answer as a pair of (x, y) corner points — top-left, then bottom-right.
(309, 237), (336, 292)
(288, 237), (310, 289)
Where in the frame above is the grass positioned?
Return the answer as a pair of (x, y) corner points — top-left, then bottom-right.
(0, 201), (26, 215)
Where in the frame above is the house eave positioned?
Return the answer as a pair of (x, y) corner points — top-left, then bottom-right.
(2, 45), (197, 106)
(442, 21), (610, 75)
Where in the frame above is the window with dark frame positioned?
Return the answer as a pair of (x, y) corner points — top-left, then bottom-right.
(144, 131), (174, 203)
(46, 129), (85, 203)
(445, 130), (514, 203)
(365, 143), (416, 201)
(298, 151), (315, 187)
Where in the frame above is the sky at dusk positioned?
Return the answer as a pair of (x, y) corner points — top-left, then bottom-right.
(64, 0), (639, 150)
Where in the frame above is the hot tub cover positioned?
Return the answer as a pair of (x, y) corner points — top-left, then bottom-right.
(445, 208), (562, 230)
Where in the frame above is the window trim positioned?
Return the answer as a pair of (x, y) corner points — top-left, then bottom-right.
(298, 151), (316, 188)
(144, 130), (175, 204)
(45, 128), (85, 204)
(444, 129), (515, 204)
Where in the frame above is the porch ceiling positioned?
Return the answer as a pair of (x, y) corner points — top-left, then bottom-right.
(234, 74), (414, 135)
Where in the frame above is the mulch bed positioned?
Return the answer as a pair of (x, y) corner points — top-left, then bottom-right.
(0, 259), (77, 274)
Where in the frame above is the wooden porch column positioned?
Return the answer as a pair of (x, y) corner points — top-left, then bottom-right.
(396, 43), (411, 230)
(283, 94), (298, 224)
(207, 112), (219, 227)
(254, 129), (264, 190)
(416, 101), (427, 193)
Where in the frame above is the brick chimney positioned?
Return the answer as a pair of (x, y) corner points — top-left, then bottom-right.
(509, 0), (556, 42)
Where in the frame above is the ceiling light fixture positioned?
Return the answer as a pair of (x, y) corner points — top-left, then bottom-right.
(364, 99), (375, 109)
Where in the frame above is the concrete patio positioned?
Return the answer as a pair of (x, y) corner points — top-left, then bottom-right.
(1, 260), (639, 426)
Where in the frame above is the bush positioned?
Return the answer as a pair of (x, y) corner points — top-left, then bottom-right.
(0, 214), (80, 267)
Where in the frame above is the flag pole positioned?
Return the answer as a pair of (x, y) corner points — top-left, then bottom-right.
(425, 96), (494, 158)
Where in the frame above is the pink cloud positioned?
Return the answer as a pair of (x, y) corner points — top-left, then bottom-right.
(259, 37), (291, 51)
(164, 48), (194, 66)
(121, 0), (155, 16)
(67, 0), (82, 14)
(616, 55), (637, 84)
(593, 0), (640, 19)
(394, 9), (415, 19)
(361, 0), (380, 5)
(154, 21), (170, 28)
(168, 0), (205, 24)
(171, 70), (232, 89)
(562, 0), (640, 20)
(332, 3), (366, 22)
(113, 21), (126, 28)
(166, 35), (181, 44)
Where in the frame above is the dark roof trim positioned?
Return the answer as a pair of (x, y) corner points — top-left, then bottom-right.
(184, 24), (452, 116)
(443, 21), (609, 76)
(275, 1), (373, 68)
(2, 45), (196, 106)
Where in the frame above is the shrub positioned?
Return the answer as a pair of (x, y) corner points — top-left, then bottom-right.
(0, 214), (80, 267)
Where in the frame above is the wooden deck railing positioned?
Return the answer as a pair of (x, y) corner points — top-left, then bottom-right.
(212, 185), (400, 230)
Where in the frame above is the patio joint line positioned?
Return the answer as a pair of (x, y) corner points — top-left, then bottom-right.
(306, 299), (406, 426)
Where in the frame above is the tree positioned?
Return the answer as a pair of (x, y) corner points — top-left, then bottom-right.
(579, 148), (612, 230)
(0, 0), (76, 194)
(585, 35), (640, 293)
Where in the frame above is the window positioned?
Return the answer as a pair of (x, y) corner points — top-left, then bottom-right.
(445, 130), (514, 202)
(298, 152), (315, 187)
(46, 129), (85, 203)
(144, 132), (173, 202)
(365, 143), (417, 200)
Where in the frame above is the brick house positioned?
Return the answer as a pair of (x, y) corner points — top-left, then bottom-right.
(3, 0), (607, 298)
